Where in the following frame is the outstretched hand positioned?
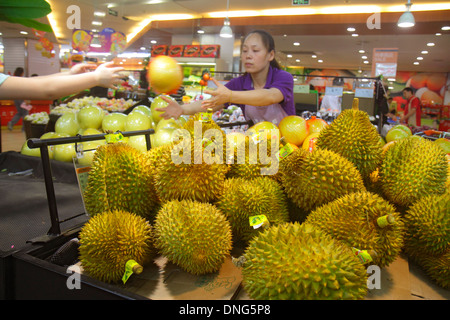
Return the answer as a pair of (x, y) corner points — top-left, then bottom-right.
(94, 61), (124, 89)
(155, 95), (183, 119)
(201, 77), (232, 110)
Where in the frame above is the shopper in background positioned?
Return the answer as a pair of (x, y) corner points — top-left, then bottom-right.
(400, 87), (422, 127)
(0, 61), (124, 101)
(156, 29), (295, 126)
(7, 67), (28, 131)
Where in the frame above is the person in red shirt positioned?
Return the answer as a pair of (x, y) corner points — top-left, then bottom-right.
(400, 87), (421, 127)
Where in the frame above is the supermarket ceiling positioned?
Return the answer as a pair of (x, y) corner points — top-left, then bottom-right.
(0, 0), (449, 73)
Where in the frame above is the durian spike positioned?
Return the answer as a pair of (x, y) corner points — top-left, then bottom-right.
(376, 214), (395, 228)
(352, 98), (359, 111)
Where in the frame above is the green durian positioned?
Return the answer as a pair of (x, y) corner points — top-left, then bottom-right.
(154, 137), (229, 203)
(315, 99), (383, 181)
(403, 191), (449, 257)
(83, 142), (159, 219)
(79, 210), (154, 284)
(306, 191), (405, 268)
(409, 250), (450, 289)
(379, 136), (447, 208)
(241, 222), (368, 300)
(153, 200), (232, 275)
(280, 147), (366, 213)
(215, 177), (290, 242)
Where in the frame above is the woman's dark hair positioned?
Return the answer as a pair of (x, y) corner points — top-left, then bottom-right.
(243, 30), (282, 69)
(13, 67), (24, 77)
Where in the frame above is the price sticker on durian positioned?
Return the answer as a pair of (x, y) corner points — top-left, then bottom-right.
(249, 215), (269, 229)
(277, 143), (296, 160)
(105, 132), (124, 144)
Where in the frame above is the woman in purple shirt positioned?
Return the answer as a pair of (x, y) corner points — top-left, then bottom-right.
(157, 30), (294, 126)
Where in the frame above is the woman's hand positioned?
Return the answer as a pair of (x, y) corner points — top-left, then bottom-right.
(93, 61), (124, 89)
(155, 95), (183, 119)
(202, 78), (232, 110)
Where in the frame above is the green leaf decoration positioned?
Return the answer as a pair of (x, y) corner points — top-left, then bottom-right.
(0, 0), (53, 32)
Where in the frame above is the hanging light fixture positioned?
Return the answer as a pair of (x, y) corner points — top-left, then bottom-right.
(220, 0), (233, 38)
(397, 0), (415, 28)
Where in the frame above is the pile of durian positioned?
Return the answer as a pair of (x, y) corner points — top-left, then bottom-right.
(77, 101), (449, 299)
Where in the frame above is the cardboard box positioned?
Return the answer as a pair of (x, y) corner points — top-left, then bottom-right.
(200, 45), (220, 58)
(151, 45), (168, 56)
(168, 45), (184, 57)
(183, 45), (201, 57)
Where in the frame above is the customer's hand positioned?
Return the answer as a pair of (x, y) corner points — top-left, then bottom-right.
(94, 61), (124, 89)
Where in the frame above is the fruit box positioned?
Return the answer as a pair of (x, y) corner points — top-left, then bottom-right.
(183, 45), (201, 57)
(168, 45), (185, 57)
(200, 45), (220, 58)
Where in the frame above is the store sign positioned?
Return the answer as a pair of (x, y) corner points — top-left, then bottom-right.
(371, 48), (398, 78)
(72, 28), (126, 54)
(292, 0), (310, 5)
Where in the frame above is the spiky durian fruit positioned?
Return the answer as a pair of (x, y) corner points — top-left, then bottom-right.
(83, 143), (159, 218)
(403, 191), (449, 257)
(153, 200), (232, 275)
(306, 191), (405, 268)
(215, 177), (289, 242)
(315, 99), (383, 181)
(280, 147), (366, 214)
(379, 136), (447, 208)
(79, 210), (154, 284)
(154, 137), (229, 203)
(410, 250), (450, 289)
(241, 222), (368, 300)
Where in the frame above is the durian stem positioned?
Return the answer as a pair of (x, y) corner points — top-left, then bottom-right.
(132, 263), (143, 275)
(352, 98), (359, 111)
(377, 214), (395, 228)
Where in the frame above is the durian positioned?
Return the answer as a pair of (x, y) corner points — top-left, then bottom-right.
(153, 137), (229, 202)
(280, 147), (366, 213)
(306, 191), (405, 268)
(403, 191), (449, 258)
(409, 250), (450, 289)
(379, 136), (447, 208)
(83, 143), (159, 218)
(153, 200), (232, 275)
(215, 177), (289, 242)
(78, 210), (154, 284)
(315, 98), (383, 181)
(241, 222), (368, 300)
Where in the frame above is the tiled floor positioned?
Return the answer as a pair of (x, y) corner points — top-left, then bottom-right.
(1, 126), (27, 153)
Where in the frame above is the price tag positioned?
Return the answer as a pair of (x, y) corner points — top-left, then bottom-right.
(249, 215), (269, 229)
(352, 248), (374, 264)
(277, 143), (296, 160)
(105, 132), (124, 143)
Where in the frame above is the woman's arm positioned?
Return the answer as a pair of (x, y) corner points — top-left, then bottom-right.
(201, 78), (284, 110)
(0, 62), (123, 100)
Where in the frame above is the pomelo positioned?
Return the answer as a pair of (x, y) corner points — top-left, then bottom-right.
(147, 55), (183, 94)
(278, 116), (309, 146)
(306, 116), (328, 134)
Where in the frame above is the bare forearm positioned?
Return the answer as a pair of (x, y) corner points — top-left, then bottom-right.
(230, 88), (283, 106)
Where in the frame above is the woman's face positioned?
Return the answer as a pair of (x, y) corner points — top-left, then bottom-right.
(241, 33), (274, 74)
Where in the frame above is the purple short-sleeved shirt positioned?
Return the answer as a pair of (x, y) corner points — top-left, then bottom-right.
(225, 65), (295, 117)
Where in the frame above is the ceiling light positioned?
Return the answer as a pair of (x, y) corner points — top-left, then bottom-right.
(318, 59), (323, 63)
(197, 29), (205, 34)
(347, 27), (356, 32)
(293, 42), (300, 46)
(397, 1), (415, 28)
(363, 60), (369, 64)
(427, 42), (435, 46)
(435, 33), (442, 36)
(413, 61), (419, 65)
(92, 21), (102, 26)
(421, 50), (428, 54)
(352, 33), (359, 37)
(94, 11), (106, 17)
(312, 55), (317, 58)
(296, 59), (300, 62)
(416, 56), (423, 60)
(20, 31), (28, 35)
(359, 49), (365, 53)
(150, 40), (157, 44)
(220, 0), (233, 38)
(361, 55), (368, 59)
(442, 26), (450, 30)
(140, 47), (146, 50)
(287, 54), (293, 58)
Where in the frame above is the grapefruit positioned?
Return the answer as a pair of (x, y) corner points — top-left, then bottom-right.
(302, 132), (320, 152)
(147, 55), (183, 94)
(246, 121), (279, 142)
(278, 116), (309, 146)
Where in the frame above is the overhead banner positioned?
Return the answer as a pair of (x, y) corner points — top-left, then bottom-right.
(371, 48), (398, 78)
(71, 28), (126, 54)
